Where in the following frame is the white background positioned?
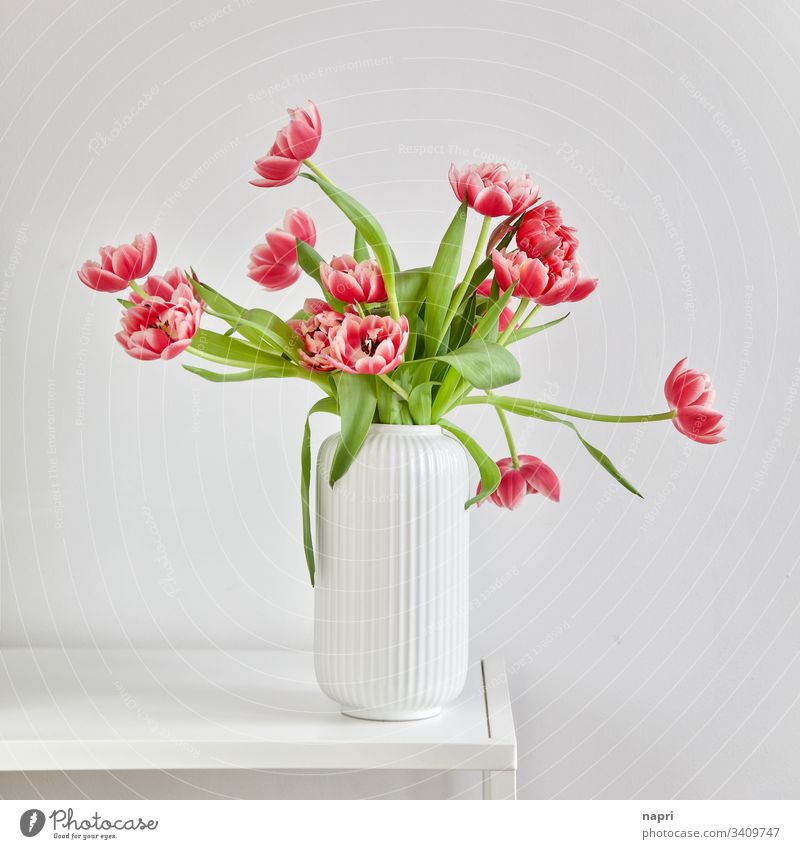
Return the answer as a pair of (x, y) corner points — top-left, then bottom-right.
(1, 0), (799, 799)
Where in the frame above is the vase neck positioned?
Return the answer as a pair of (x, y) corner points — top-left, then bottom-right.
(367, 423), (442, 436)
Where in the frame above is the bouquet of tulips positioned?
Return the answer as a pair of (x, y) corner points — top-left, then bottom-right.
(78, 100), (725, 585)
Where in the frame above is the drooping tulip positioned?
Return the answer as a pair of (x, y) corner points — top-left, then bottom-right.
(320, 255), (387, 304)
(324, 313), (409, 375)
(478, 455), (561, 509)
(448, 163), (538, 217)
(248, 209), (317, 291)
(664, 358), (725, 444)
(115, 278), (203, 361)
(251, 101), (322, 187)
(77, 233), (157, 293)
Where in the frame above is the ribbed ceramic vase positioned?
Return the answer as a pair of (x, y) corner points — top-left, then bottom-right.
(313, 424), (470, 720)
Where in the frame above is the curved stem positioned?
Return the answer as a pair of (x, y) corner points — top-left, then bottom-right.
(302, 159), (333, 183)
(460, 395), (676, 423)
(493, 399), (519, 467)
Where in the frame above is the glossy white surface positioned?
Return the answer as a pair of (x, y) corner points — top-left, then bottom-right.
(314, 425), (470, 720)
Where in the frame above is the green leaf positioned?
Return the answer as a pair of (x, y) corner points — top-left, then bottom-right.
(424, 200), (468, 357)
(439, 418), (500, 508)
(187, 272), (245, 319)
(296, 239), (324, 284)
(301, 397), (339, 586)
(396, 266), (430, 315)
(300, 172), (397, 316)
(448, 292), (477, 353)
(182, 363), (307, 382)
(353, 230), (369, 262)
(295, 240), (350, 312)
(205, 308), (300, 360)
(329, 373), (378, 485)
(473, 282), (516, 342)
(435, 337), (520, 390)
(505, 313), (570, 345)
(188, 329), (285, 369)
(532, 409), (643, 498)
(376, 376), (404, 424)
(408, 381), (439, 425)
(465, 395), (642, 497)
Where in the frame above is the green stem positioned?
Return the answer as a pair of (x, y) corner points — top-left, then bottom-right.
(379, 373), (409, 401)
(302, 159), (333, 183)
(492, 396), (519, 467)
(498, 298), (530, 345)
(129, 279), (147, 299)
(518, 303), (541, 330)
(440, 215), (493, 345)
(464, 215), (493, 282)
(460, 395), (676, 423)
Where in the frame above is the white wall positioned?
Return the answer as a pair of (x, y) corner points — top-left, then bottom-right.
(2, 0), (799, 800)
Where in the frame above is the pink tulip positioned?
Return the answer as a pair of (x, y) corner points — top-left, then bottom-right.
(324, 313), (409, 375)
(251, 101), (322, 188)
(251, 150), (302, 188)
(131, 267), (192, 303)
(448, 163), (539, 217)
(492, 247), (597, 306)
(320, 255), (387, 304)
(302, 297), (334, 316)
(77, 233), (157, 293)
(664, 358), (725, 444)
(516, 201), (578, 260)
(478, 455), (561, 509)
(248, 209), (316, 291)
(491, 249), (548, 299)
(288, 307), (345, 372)
(115, 278), (203, 361)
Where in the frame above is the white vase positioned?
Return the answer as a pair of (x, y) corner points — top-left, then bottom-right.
(313, 423), (470, 720)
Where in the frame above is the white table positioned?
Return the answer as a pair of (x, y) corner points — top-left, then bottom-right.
(0, 649), (517, 800)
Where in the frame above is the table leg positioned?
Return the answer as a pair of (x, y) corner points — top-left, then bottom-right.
(482, 770), (516, 799)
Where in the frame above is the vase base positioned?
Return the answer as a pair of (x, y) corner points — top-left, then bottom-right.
(341, 706), (442, 722)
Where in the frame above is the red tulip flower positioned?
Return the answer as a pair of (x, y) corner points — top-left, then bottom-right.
(115, 274), (203, 361)
(251, 101), (322, 188)
(324, 313), (409, 375)
(516, 201), (578, 260)
(664, 358), (726, 444)
(448, 162), (538, 217)
(320, 255), (387, 304)
(288, 300), (346, 372)
(491, 248), (597, 305)
(248, 209), (316, 291)
(478, 455), (561, 509)
(78, 233), (157, 293)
